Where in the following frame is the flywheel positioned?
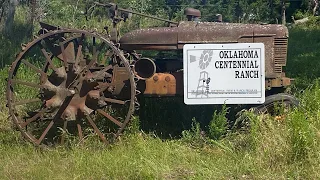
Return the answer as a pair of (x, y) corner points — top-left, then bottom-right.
(6, 29), (136, 146)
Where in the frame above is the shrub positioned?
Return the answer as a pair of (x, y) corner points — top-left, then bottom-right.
(208, 104), (228, 140)
(181, 118), (205, 146)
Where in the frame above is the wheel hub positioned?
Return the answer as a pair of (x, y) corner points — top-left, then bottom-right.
(7, 29), (136, 145)
(43, 66), (103, 121)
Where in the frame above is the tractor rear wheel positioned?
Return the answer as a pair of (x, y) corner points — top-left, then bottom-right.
(6, 29), (136, 146)
(253, 93), (299, 116)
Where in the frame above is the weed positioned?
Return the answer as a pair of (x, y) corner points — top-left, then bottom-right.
(208, 104), (229, 140)
(181, 118), (206, 147)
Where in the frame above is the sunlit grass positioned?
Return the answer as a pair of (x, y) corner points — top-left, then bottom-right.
(1, 3), (320, 180)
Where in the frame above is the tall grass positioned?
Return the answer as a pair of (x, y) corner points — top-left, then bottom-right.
(1, 2), (320, 179)
(1, 85), (320, 179)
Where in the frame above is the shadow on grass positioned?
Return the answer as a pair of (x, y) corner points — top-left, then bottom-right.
(137, 96), (246, 139)
(286, 27), (320, 89)
(0, 21), (33, 68)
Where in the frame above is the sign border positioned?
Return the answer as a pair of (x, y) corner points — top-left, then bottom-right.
(183, 43), (265, 105)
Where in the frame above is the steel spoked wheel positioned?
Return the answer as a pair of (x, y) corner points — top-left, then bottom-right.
(6, 29), (136, 146)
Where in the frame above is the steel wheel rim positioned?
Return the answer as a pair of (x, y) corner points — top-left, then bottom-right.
(6, 29), (136, 146)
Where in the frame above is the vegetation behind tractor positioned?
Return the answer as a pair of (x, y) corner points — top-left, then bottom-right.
(5, 2), (298, 146)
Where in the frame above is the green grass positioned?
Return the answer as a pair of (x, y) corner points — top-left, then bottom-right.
(2, 76), (320, 179)
(2, 2), (320, 179)
(0, 93), (320, 179)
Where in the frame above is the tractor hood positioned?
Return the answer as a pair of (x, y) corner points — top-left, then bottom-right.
(119, 21), (288, 50)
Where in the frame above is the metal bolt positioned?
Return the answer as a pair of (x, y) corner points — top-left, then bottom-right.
(64, 110), (72, 119)
(107, 86), (114, 92)
(153, 76), (158, 81)
(69, 90), (76, 95)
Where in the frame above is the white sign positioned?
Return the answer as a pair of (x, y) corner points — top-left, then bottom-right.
(183, 43), (265, 105)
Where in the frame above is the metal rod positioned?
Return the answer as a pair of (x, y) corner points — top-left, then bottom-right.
(86, 115), (108, 144)
(94, 2), (178, 25)
(12, 98), (41, 106)
(97, 109), (123, 127)
(36, 120), (54, 145)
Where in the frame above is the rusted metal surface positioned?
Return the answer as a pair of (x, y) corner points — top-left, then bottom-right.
(216, 14), (222, 22)
(133, 58), (156, 80)
(273, 38), (288, 73)
(172, 71), (184, 95)
(266, 77), (291, 90)
(120, 27), (178, 50)
(184, 8), (201, 17)
(6, 2), (295, 146)
(143, 73), (176, 95)
(185, 8), (201, 21)
(6, 29), (136, 146)
(120, 21), (287, 49)
(120, 20), (289, 80)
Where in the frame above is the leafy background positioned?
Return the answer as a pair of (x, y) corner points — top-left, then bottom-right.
(1, 0), (320, 179)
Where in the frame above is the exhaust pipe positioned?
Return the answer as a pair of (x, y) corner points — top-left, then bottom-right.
(133, 58), (156, 80)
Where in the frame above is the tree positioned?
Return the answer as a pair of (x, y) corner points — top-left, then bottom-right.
(311, 0), (319, 15)
(281, 0), (286, 24)
(4, 0), (18, 35)
(0, 0), (7, 23)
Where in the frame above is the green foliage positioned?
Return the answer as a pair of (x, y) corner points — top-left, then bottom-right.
(181, 118), (204, 145)
(287, 109), (313, 162)
(126, 116), (141, 134)
(234, 109), (262, 151)
(286, 26), (320, 86)
(0, 5), (33, 67)
(2, 1), (320, 179)
(208, 104), (228, 140)
(293, 10), (308, 20)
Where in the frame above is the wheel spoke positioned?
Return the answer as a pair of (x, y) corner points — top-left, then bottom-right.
(21, 59), (47, 77)
(104, 98), (125, 105)
(12, 98), (41, 106)
(59, 43), (68, 67)
(87, 37), (97, 69)
(94, 64), (112, 78)
(93, 37), (96, 58)
(86, 115), (108, 144)
(99, 64), (112, 74)
(39, 45), (58, 71)
(36, 120), (54, 145)
(75, 34), (85, 66)
(75, 44), (83, 66)
(8, 30), (135, 146)
(97, 109), (123, 127)
(10, 79), (42, 88)
(63, 42), (76, 63)
(34, 96), (73, 145)
(77, 121), (84, 142)
(60, 35), (81, 64)
(20, 107), (49, 128)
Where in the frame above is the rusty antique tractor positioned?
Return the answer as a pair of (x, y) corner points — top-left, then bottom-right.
(6, 2), (298, 146)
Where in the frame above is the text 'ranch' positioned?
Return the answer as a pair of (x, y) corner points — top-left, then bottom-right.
(215, 50), (260, 79)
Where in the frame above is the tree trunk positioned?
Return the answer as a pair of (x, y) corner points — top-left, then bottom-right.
(30, 0), (36, 23)
(312, 0), (319, 16)
(4, 0), (18, 36)
(0, 0), (6, 23)
(28, 0), (36, 36)
(281, 0), (286, 25)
